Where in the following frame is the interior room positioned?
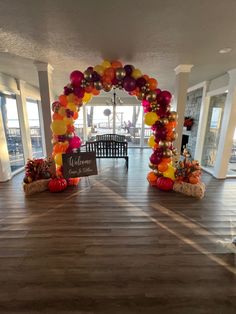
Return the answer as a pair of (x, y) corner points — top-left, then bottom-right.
(0, 1), (236, 313)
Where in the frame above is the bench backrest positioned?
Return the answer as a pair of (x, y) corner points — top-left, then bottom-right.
(86, 140), (128, 157)
(96, 134), (126, 142)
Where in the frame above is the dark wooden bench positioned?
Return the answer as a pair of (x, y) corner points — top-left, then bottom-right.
(85, 140), (128, 169)
(96, 134), (126, 142)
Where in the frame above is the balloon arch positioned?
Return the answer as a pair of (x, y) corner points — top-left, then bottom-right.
(51, 60), (178, 190)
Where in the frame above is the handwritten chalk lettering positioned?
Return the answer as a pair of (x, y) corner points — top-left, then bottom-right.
(62, 152), (98, 178)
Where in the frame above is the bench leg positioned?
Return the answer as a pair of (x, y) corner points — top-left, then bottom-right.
(125, 157), (129, 170)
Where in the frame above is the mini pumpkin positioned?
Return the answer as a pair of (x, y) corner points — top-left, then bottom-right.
(48, 178), (68, 192)
(156, 177), (174, 191)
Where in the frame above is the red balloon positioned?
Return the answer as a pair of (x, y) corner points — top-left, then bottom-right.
(150, 153), (161, 165)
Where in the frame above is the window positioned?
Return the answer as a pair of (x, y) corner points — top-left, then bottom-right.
(0, 93), (25, 172)
(26, 99), (43, 158)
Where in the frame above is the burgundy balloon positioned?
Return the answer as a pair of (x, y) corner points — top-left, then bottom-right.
(150, 153), (162, 165)
(64, 86), (73, 95)
(155, 128), (166, 140)
(73, 86), (85, 99)
(136, 77), (147, 88)
(70, 71), (84, 87)
(87, 66), (93, 71)
(112, 77), (119, 85)
(92, 71), (101, 82)
(161, 90), (172, 105)
(123, 76), (136, 92)
(124, 65), (134, 76)
(155, 88), (162, 95)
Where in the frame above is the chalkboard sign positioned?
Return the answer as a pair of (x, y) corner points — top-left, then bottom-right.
(62, 152), (98, 178)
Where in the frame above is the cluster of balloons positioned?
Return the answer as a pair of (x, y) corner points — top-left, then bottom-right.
(143, 91), (178, 183)
(51, 59), (178, 184)
(51, 93), (83, 175)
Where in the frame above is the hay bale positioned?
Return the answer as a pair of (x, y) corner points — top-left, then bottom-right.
(23, 179), (50, 196)
(173, 181), (205, 199)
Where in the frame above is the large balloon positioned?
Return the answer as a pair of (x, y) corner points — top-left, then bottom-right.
(144, 112), (159, 126)
(51, 120), (67, 135)
(132, 69), (142, 79)
(70, 71), (84, 87)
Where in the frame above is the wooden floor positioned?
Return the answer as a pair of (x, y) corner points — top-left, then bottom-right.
(0, 149), (236, 314)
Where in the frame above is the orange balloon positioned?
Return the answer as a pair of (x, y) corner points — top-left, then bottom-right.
(143, 75), (149, 81)
(59, 95), (68, 107)
(158, 162), (169, 172)
(104, 67), (115, 80)
(74, 96), (82, 105)
(73, 111), (79, 120)
(111, 60), (123, 69)
(148, 78), (158, 90)
(103, 75), (112, 84)
(52, 113), (63, 120)
(92, 88), (100, 96)
(67, 125), (75, 133)
(85, 85), (93, 93)
(153, 143), (159, 150)
(147, 171), (157, 185)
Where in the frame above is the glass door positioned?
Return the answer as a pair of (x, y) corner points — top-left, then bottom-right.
(201, 93), (226, 170)
(0, 93), (25, 172)
(26, 99), (43, 158)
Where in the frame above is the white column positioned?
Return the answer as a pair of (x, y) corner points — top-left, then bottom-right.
(140, 108), (145, 148)
(194, 82), (210, 161)
(16, 80), (33, 162)
(82, 105), (87, 141)
(35, 62), (54, 157)
(0, 107), (11, 182)
(214, 69), (236, 178)
(174, 64), (193, 157)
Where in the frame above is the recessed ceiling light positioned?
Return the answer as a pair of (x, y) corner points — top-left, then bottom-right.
(219, 48), (232, 54)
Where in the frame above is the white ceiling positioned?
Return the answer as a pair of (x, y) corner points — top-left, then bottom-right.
(0, 0), (236, 96)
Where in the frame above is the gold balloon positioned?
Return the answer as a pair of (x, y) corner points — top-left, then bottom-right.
(84, 70), (93, 81)
(146, 91), (157, 102)
(115, 68), (126, 80)
(169, 111), (178, 121)
(141, 86), (147, 92)
(162, 149), (173, 158)
(159, 141), (171, 148)
(94, 81), (103, 90)
(160, 118), (169, 125)
(171, 131), (178, 141)
(103, 84), (112, 92)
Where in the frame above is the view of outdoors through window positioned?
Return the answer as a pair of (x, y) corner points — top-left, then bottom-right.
(85, 105), (151, 147)
(0, 94), (25, 172)
(26, 99), (43, 158)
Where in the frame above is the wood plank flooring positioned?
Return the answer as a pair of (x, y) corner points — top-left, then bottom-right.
(0, 149), (236, 314)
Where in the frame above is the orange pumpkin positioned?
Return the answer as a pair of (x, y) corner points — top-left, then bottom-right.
(189, 176), (199, 184)
(147, 171), (157, 186)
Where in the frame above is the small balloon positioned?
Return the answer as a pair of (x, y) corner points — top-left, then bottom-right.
(115, 67), (126, 80)
(132, 68), (142, 79)
(84, 70), (93, 81)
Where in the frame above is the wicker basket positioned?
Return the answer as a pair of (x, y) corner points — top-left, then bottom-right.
(173, 181), (205, 199)
(23, 179), (50, 196)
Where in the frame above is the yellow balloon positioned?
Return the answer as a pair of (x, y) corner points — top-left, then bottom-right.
(132, 68), (142, 79)
(54, 153), (63, 166)
(93, 65), (105, 76)
(163, 165), (176, 181)
(148, 135), (156, 148)
(63, 117), (74, 125)
(144, 112), (159, 126)
(102, 60), (111, 69)
(51, 120), (67, 135)
(67, 102), (77, 112)
(83, 92), (92, 104)
(58, 107), (66, 116)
